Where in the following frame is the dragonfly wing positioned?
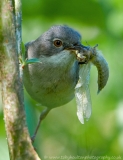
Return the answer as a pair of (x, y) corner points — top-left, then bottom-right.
(75, 63), (92, 124)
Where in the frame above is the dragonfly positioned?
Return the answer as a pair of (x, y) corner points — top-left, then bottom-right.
(75, 45), (109, 124)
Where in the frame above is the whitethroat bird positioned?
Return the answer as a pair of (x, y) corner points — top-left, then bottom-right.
(22, 25), (109, 141)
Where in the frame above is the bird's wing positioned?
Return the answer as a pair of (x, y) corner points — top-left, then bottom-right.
(75, 62), (92, 124)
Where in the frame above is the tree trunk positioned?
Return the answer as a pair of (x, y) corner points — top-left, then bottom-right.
(0, 0), (41, 159)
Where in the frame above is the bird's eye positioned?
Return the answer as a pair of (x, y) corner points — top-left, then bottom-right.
(53, 40), (63, 47)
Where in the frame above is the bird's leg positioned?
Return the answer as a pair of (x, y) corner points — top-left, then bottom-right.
(31, 107), (51, 142)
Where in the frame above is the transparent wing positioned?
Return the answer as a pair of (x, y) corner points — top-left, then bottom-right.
(75, 62), (91, 124)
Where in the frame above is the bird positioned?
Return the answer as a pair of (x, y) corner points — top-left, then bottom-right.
(22, 25), (109, 141)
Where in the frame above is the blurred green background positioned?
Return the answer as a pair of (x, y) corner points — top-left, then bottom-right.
(0, 0), (123, 159)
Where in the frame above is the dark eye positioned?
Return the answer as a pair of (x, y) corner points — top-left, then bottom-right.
(53, 40), (63, 47)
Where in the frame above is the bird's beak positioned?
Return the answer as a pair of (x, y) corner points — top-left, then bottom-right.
(65, 44), (90, 63)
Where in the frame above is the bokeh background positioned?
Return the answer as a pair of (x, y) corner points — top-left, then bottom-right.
(0, 0), (123, 159)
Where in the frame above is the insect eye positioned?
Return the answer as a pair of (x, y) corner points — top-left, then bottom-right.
(53, 40), (63, 47)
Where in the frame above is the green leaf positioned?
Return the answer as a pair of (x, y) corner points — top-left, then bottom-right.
(21, 42), (26, 61)
(25, 58), (41, 65)
(21, 42), (25, 54)
(19, 42), (41, 67)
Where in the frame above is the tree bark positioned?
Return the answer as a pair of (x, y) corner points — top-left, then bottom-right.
(0, 0), (41, 159)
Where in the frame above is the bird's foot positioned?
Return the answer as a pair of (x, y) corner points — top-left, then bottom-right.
(31, 108), (51, 143)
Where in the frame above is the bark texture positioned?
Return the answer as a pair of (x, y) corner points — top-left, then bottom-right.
(0, 0), (41, 159)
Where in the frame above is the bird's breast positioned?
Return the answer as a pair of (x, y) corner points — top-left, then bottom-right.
(23, 51), (79, 108)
